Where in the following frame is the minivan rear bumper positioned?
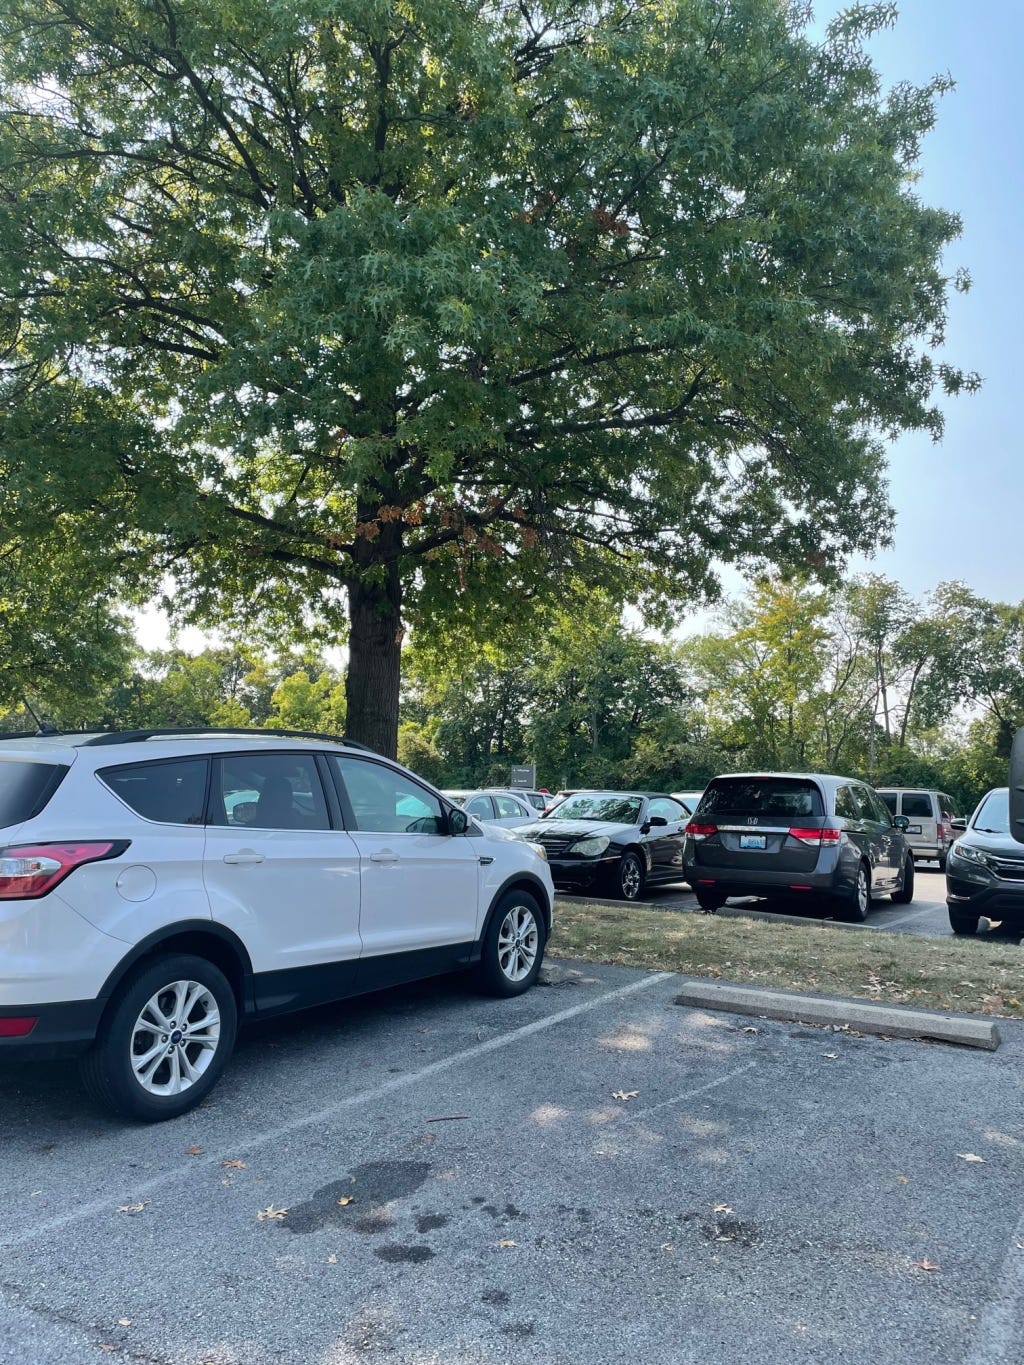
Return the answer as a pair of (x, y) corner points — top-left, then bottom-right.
(685, 864), (842, 899)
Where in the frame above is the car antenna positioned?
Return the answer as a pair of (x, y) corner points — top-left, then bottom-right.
(20, 697), (58, 735)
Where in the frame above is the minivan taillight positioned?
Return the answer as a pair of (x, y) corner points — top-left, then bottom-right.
(686, 822), (718, 839)
(788, 828), (842, 846)
(0, 841), (128, 900)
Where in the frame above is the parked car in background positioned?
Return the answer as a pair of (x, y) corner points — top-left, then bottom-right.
(672, 791), (705, 816)
(444, 788), (536, 828)
(945, 787), (1024, 935)
(875, 788), (961, 870)
(684, 773), (914, 920)
(514, 790), (690, 900)
(0, 729), (553, 1121)
(541, 788), (587, 815)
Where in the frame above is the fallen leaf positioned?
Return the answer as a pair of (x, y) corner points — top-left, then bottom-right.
(327, 1254), (338, 1265)
(98, 1346), (116, 1354)
(336, 1196), (354, 1207)
(914, 1258), (940, 1272)
(823, 1052), (838, 1060)
(957, 1153), (986, 1164)
(222, 1159), (246, 1170)
(185, 1145), (203, 1156)
(661, 1243), (673, 1252)
(117, 1318), (131, 1327)
(742, 1026), (758, 1033)
(256, 1204), (288, 1221)
(713, 1204), (734, 1214)
(611, 1090), (639, 1101)
(115, 1202), (148, 1214)
(897, 1175), (908, 1184)
(498, 1239), (516, 1248)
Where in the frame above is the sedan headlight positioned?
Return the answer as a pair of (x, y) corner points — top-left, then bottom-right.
(569, 835), (611, 857)
(950, 842), (993, 870)
(527, 842), (548, 862)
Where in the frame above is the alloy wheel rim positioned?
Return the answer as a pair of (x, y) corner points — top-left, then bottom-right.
(857, 870), (869, 914)
(130, 979), (221, 1096)
(621, 857), (641, 899)
(497, 906), (539, 982)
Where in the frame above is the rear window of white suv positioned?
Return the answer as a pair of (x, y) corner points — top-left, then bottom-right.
(99, 758), (208, 824)
(0, 759), (70, 827)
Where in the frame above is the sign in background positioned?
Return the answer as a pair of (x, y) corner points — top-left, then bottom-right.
(509, 764), (536, 789)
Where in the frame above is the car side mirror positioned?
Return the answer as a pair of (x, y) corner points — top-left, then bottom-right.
(1012, 727), (1024, 844)
(892, 815), (910, 832)
(448, 808), (470, 836)
(648, 815), (668, 828)
(950, 817), (967, 832)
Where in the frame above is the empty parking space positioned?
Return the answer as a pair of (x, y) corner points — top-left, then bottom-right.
(2, 961), (1024, 1364)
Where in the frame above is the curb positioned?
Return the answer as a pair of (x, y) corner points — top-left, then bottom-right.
(557, 891), (699, 911)
(674, 980), (1001, 1050)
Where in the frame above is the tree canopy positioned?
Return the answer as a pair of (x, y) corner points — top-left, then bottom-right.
(0, 0), (977, 753)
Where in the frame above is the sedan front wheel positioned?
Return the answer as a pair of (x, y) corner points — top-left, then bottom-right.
(617, 851), (646, 902)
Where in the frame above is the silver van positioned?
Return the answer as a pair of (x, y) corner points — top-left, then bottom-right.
(875, 789), (961, 869)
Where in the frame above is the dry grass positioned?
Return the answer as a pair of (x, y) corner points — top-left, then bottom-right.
(549, 901), (1024, 1018)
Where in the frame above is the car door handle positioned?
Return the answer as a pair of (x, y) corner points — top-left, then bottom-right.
(223, 850), (265, 865)
(370, 850), (400, 863)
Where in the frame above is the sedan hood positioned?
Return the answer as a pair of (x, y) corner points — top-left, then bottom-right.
(515, 818), (635, 841)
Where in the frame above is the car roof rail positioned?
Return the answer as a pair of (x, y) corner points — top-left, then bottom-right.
(78, 727), (378, 752)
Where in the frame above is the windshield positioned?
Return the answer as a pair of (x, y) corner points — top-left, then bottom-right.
(549, 792), (643, 824)
(973, 789), (1009, 833)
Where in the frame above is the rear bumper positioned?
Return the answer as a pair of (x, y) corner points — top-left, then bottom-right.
(0, 999), (103, 1060)
(684, 864), (840, 899)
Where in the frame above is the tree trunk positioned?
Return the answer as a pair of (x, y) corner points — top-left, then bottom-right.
(345, 524), (403, 758)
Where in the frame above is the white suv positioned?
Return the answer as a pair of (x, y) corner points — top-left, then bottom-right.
(0, 729), (553, 1121)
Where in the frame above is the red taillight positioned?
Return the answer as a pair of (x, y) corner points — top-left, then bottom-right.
(686, 822), (718, 839)
(0, 842), (125, 900)
(788, 827), (842, 846)
(0, 1016), (38, 1037)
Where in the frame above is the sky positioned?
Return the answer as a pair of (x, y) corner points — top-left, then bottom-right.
(137, 1), (1021, 652)
(812, 0), (1024, 604)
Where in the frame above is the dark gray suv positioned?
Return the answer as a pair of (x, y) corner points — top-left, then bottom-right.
(683, 773), (914, 920)
(945, 788), (1024, 934)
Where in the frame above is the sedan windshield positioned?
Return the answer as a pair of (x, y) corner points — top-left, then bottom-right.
(550, 793), (643, 824)
(973, 789), (1009, 833)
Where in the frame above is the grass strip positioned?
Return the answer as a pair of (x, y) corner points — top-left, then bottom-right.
(550, 901), (1024, 1019)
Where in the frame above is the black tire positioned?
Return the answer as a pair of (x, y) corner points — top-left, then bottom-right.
(696, 889), (726, 912)
(948, 909), (980, 936)
(937, 854), (947, 873)
(891, 854), (915, 905)
(476, 889), (547, 997)
(838, 862), (871, 922)
(616, 850), (646, 902)
(80, 953), (238, 1122)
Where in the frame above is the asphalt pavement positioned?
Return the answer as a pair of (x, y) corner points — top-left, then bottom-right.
(3, 959), (1024, 1364)
(564, 865), (1024, 942)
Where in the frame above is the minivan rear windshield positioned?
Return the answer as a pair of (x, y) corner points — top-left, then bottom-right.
(697, 778), (823, 819)
(0, 760), (70, 828)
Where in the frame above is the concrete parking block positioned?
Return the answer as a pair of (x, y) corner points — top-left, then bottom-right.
(675, 979), (1001, 1050)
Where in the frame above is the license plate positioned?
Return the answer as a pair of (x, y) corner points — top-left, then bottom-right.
(739, 834), (767, 850)
(908, 824), (922, 834)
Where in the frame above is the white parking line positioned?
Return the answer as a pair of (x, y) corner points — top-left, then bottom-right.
(2, 970), (675, 1250)
(623, 1062), (758, 1125)
(877, 903), (944, 930)
(964, 1205), (1024, 1364)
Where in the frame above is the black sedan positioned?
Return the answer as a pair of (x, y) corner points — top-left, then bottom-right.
(514, 790), (690, 900)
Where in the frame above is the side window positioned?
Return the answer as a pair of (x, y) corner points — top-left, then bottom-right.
(332, 757), (445, 835)
(465, 795), (495, 818)
(855, 787), (885, 824)
(834, 786), (861, 821)
(100, 758), (208, 825)
(941, 794), (960, 818)
(213, 753), (330, 831)
(648, 797), (686, 822)
(902, 792), (932, 818)
(877, 791), (898, 815)
(494, 794), (527, 819)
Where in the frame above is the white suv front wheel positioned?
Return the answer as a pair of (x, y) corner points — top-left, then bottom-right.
(81, 953), (238, 1122)
(476, 890), (546, 997)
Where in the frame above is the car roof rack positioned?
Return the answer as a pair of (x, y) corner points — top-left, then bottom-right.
(78, 727), (377, 752)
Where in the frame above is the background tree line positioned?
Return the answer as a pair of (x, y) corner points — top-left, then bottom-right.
(4, 574), (1019, 812)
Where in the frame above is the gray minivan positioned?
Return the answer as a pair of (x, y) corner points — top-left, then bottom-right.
(684, 772), (914, 920)
(874, 789), (960, 869)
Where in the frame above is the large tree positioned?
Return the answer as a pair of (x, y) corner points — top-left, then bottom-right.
(0, 0), (976, 754)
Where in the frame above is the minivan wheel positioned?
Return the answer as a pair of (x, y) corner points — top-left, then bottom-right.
(948, 909), (980, 936)
(477, 890), (546, 997)
(838, 863), (871, 922)
(890, 854), (915, 905)
(696, 889), (726, 912)
(80, 953), (238, 1122)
